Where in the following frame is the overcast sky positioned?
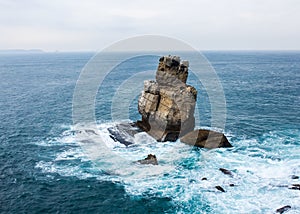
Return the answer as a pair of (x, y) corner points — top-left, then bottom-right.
(0, 0), (300, 51)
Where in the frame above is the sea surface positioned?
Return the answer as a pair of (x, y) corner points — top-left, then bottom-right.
(0, 51), (299, 213)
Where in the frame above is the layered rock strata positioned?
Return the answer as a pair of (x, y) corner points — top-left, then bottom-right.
(137, 55), (197, 142)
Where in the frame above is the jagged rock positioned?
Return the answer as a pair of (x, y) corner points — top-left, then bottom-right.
(276, 205), (291, 214)
(136, 55), (231, 147)
(156, 56), (188, 85)
(137, 55), (197, 141)
(108, 123), (142, 146)
(137, 154), (158, 165)
(138, 91), (160, 113)
(144, 80), (159, 95)
(180, 129), (232, 149)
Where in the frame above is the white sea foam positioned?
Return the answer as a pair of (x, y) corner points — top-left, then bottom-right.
(34, 122), (300, 213)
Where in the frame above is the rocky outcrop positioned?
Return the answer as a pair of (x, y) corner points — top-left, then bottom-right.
(180, 129), (232, 149)
(108, 123), (142, 146)
(137, 154), (158, 165)
(137, 55), (197, 142)
(136, 55), (231, 148)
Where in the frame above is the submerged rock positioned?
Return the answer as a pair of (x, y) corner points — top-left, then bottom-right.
(137, 154), (158, 165)
(180, 129), (232, 149)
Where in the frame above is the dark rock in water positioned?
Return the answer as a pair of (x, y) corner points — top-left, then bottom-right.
(276, 205), (291, 214)
(288, 184), (300, 190)
(137, 55), (197, 142)
(180, 129), (232, 149)
(291, 175), (299, 179)
(109, 134), (118, 142)
(137, 154), (158, 165)
(215, 186), (226, 192)
(108, 128), (132, 146)
(108, 123), (142, 146)
(219, 168), (234, 177)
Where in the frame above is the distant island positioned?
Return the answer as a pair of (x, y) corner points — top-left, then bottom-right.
(0, 49), (44, 54)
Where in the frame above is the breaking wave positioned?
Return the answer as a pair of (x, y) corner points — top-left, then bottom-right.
(34, 122), (300, 213)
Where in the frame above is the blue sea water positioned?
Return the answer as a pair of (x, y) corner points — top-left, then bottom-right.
(0, 51), (299, 213)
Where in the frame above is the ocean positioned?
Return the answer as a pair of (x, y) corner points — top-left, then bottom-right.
(0, 51), (299, 213)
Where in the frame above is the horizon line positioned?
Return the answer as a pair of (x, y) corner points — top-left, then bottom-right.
(1, 49), (300, 53)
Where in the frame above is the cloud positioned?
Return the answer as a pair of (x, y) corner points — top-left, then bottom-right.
(0, 0), (299, 51)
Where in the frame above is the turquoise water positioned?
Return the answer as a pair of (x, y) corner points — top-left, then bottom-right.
(0, 52), (299, 213)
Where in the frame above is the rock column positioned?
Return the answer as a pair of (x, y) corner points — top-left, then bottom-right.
(137, 55), (197, 142)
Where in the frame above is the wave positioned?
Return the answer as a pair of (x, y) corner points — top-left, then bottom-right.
(34, 121), (300, 213)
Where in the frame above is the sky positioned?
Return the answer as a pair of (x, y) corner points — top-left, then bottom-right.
(0, 0), (300, 51)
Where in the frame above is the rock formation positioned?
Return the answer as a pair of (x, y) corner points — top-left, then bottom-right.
(136, 55), (232, 148)
(180, 130), (232, 149)
(137, 154), (158, 165)
(137, 55), (197, 142)
(107, 123), (139, 146)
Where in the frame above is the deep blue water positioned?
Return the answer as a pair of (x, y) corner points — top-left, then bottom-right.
(0, 51), (299, 213)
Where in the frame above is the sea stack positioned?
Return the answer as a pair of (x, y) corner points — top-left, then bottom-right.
(137, 55), (197, 142)
(136, 55), (232, 148)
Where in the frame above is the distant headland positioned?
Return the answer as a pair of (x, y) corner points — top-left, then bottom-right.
(0, 49), (44, 54)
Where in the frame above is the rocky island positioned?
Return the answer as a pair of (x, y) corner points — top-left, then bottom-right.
(108, 55), (232, 150)
(136, 55), (232, 148)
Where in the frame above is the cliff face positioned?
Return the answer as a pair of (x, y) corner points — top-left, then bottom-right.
(137, 56), (197, 142)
